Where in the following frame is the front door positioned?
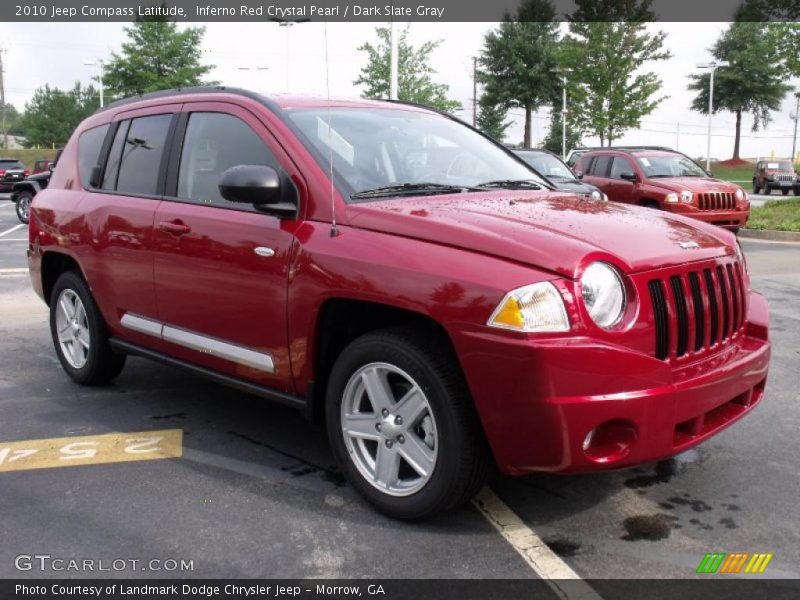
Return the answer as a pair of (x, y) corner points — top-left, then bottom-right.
(152, 103), (301, 393)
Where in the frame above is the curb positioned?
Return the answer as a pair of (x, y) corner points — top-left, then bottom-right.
(739, 228), (800, 243)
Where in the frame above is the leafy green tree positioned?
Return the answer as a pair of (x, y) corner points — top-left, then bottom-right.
(542, 111), (583, 156)
(354, 26), (460, 112)
(103, 15), (213, 99)
(687, 23), (793, 159)
(478, 0), (560, 147)
(1, 103), (24, 142)
(475, 97), (510, 141)
(19, 84), (100, 148)
(562, 0), (670, 146)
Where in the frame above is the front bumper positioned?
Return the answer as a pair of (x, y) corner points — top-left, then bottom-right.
(668, 206), (749, 230)
(452, 291), (770, 475)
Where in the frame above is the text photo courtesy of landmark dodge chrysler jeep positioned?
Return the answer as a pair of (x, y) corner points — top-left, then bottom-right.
(575, 148), (750, 231)
(28, 88), (770, 519)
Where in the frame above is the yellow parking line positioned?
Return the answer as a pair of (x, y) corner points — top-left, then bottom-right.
(0, 268), (29, 274)
(0, 429), (183, 473)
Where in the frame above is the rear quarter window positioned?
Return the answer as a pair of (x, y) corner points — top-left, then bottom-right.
(78, 124), (111, 188)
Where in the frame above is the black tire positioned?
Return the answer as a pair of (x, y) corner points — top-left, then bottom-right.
(794, 187), (800, 196)
(326, 328), (488, 520)
(49, 270), (126, 385)
(762, 183), (770, 196)
(752, 179), (760, 195)
(15, 190), (33, 224)
(782, 188), (789, 196)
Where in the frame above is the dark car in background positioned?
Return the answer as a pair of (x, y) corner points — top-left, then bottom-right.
(10, 149), (61, 224)
(0, 159), (29, 193)
(753, 159), (799, 196)
(513, 148), (607, 201)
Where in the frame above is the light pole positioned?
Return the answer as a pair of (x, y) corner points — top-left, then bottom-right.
(276, 19), (309, 94)
(84, 60), (105, 107)
(389, 21), (398, 100)
(696, 60), (729, 171)
(791, 91), (800, 166)
(552, 68), (572, 159)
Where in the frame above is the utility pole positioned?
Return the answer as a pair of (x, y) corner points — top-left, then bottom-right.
(676, 122), (680, 151)
(551, 67), (572, 159)
(0, 47), (7, 151)
(791, 91), (800, 166)
(84, 60), (105, 107)
(472, 57), (477, 127)
(389, 21), (398, 100)
(696, 60), (729, 170)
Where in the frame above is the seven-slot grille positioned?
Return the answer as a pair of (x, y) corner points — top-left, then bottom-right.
(648, 260), (746, 360)
(697, 192), (736, 211)
(775, 175), (795, 183)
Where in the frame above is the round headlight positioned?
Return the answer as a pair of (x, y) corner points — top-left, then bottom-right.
(735, 188), (744, 201)
(581, 262), (626, 329)
(590, 190), (601, 201)
(680, 190), (693, 203)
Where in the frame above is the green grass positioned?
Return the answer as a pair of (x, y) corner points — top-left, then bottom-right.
(709, 163), (756, 184)
(0, 148), (59, 168)
(747, 198), (800, 232)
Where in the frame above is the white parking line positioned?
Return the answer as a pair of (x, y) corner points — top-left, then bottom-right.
(0, 238), (27, 242)
(0, 268), (29, 274)
(0, 224), (24, 238)
(0, 203), (13, 209)
(473, 487), (603, 600)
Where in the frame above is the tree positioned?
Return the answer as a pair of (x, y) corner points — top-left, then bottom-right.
(103, 14), (213, 99)
(478, 0), (560, 147)
(562, 0), (670, 146)
(354, 26), (460, 112)
(1, 103), (24, 142)
(687, 23), (793, 160)
(19, 84), (100, 148)
(476, 97), (510, 141)
(542, 111), (582, 156)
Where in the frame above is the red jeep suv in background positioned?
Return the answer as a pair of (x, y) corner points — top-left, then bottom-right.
(28, 88), (770, 519)
(575, 148), (750, 231)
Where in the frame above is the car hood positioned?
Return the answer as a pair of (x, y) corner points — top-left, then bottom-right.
(548, 178), (600, 196)
(346, 191), (734, 279)
(645, 177), (741, 193)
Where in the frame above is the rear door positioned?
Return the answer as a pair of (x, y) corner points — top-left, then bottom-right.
(79, 104), (180, 344)
(152, 102), (301, 392)
(582, 155), (612, 194)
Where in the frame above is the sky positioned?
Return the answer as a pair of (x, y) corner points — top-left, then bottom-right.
(1, 21), (798, 161)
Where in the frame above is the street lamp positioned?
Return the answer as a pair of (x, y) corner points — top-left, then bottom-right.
(696, 60), (729, 171)
(83, 60), (105, 107)
(552, 67), (572, 159)
(275, 19), (310, 93)
(790, 91), (800, 166)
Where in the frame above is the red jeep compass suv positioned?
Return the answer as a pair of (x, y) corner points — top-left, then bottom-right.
(576, 148), (750, 231)
(28, 88), (770, 519)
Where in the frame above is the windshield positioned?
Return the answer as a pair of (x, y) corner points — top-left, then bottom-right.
(0, 160), (23, 168)
(767, 161), (793, 171)
(516, 151), (573, 179)
(287, 108), (545, 199)
(636, 154), (707, 178)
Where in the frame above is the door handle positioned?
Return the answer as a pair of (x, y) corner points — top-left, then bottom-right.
(158, 220), (191, 235)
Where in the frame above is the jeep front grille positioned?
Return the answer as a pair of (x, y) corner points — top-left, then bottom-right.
(648, 259), (746, 360)
(697, 192), (735, 211)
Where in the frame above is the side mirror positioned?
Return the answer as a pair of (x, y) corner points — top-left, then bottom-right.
(218, 165), (297, 218)
(219, 165), (281, 204)
(620, 171), (637, 181)
(574, 170), (584, 179)
(705, 170), (714, 177)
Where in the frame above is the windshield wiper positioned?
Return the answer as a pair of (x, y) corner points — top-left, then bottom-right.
(350, 182), (476, 200)
(476, 179), (544, 190)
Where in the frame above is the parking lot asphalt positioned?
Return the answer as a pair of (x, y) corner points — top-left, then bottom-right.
(0, 200), (798, 583)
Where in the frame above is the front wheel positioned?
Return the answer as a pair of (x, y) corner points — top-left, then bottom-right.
(15, 190), (33, 224)
(752, 180), (760, 194)
(49, 271), (126, 385)
(326, 329), (488, 520)
(782, 188), (789, 196)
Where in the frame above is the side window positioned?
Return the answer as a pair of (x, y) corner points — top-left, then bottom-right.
(115, 114), (173, 196)
(77, 124), (110, 188)
(176, 112), (278, 207)
(591, 156), (611, 177)
(610, 157), (635, 179)
(102, 120), (130, 190)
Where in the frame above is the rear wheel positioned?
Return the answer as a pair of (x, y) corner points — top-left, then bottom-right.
(326, 329), (488, 519)
(49, 271), (126, 385)
(15, 190), (33, 224)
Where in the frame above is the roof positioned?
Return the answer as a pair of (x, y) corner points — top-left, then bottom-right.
(97, 85), (433, 115)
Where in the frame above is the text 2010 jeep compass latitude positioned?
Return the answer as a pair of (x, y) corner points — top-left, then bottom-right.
(28, 88), (770, 519)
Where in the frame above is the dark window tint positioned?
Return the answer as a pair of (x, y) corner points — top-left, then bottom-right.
(78, 124), (110, 188)
(115, 114), (172, 195)
(0, 160), (23, 168)
(102, 120), (130, 190)
(591, 156), (611, 177)
(610, 156), (635, 179)
(177, 112), (277, 207)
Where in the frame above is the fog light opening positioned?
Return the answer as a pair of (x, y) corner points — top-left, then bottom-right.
(582, 419), (638, 463)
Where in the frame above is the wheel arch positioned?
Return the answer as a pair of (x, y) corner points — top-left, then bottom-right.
(40, 251), (85, 306)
